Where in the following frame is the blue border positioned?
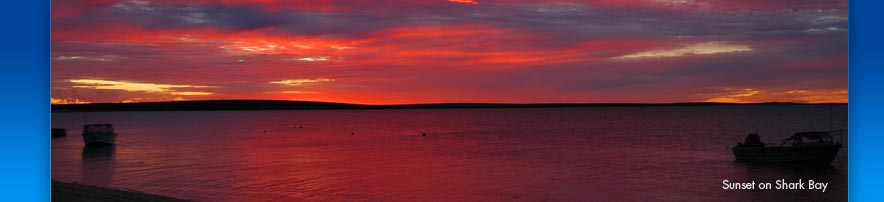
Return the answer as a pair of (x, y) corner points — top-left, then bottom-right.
(0, 1), (49, 201)
(849, 0), (884, 201)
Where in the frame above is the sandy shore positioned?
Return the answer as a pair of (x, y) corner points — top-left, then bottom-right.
(52, 180), (189, 202)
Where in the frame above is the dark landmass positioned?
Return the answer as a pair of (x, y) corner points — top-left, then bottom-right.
(51, 99), (846, 112)
(52, 180), (189, 202)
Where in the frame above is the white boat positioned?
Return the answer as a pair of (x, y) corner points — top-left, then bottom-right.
(732, 130), (843, 165)
(82, 123), (117, 146)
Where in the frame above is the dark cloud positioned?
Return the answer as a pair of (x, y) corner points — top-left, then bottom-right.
(52, 0), (847, 40)
(54, 2), (283, 31)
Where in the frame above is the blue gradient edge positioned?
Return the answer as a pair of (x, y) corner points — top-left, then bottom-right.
(849, 0), (883, 201)
(0, 0), (880, 201)
(0, 1), (49, 201)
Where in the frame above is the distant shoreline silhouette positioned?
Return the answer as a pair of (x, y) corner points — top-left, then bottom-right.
(50, 100), (846, 112)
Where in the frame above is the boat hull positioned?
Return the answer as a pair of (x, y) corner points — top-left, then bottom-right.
(732, 144), (841, 165)
(51, 128), (67, 138)
(83, 132), (117, 146)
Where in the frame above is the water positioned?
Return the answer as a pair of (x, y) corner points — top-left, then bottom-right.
(52, 105), (848, 201)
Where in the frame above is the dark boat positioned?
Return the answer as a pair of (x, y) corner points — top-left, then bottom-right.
(732, 130), (843, 165)
(52, 127), (67, 138)
(82, 123), (118, 146)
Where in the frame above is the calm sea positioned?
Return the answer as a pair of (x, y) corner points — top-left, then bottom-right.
(51, 105), (848, 201)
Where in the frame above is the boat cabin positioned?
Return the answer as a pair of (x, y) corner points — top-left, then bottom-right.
(83, 124), (115, 134)
(780, 131), (839, 146)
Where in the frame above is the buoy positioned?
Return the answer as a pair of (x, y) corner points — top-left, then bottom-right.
(422, 132), (427, 137)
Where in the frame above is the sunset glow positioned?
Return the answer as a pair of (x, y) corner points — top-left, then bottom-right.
(51, 0), (848, 104)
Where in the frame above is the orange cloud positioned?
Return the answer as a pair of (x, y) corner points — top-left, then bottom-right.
(614, 41), (751, 60)
(703, 88), (847, 103)
(69, 79), (215, 96)
(50, 98), (91, 104)
(270, 78), (335, 86)
(448, 0), (479, 5)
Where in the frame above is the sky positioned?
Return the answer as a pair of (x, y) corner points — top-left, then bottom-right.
(51, 0), (848, 104)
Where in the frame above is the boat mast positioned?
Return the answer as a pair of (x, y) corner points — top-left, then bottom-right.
(828, 104), (833, 132)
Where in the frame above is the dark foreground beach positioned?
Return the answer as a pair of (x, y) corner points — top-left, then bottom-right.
(52, 180), (187, 202)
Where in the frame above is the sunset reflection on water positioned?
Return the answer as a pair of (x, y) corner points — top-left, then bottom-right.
(52, 106), (847, 201)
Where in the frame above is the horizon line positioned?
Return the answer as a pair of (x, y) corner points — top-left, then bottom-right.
(50, 99), (848, 106)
